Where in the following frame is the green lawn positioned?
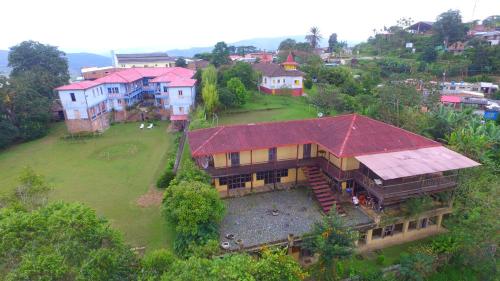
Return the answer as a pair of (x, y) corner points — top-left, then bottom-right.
(0, 122), (174, 251)
(218, 92), (318, 125)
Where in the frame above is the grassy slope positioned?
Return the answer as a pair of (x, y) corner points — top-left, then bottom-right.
(218, 92), (317, 125)
(0, 122), (174, 250)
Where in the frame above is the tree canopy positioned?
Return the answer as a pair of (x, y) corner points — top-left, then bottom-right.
(432, 10), (467, 45)
(0, 202), (138, 280)
(211, 41), (230, 67)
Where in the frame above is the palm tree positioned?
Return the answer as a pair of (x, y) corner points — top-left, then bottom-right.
(306, 26), (322, 49)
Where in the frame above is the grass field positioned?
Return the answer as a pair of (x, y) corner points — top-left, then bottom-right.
(0, 122), (174, 251)
(218, 92), (318, 125)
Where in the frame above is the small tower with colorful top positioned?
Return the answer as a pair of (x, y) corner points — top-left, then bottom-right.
(282, 52), (298, 71)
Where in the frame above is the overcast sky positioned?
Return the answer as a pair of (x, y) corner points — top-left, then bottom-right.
(1, 0), (498, 54)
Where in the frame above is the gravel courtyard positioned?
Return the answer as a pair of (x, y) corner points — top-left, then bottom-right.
(220, 187), (323, 250)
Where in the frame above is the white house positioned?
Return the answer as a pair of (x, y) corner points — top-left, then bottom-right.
(56, 67), (196, 133)
(252, 53), (304, 96)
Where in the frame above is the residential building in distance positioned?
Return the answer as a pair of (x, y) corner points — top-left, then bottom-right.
(81, 66), (121, 80)
(188, 114), (479, 252)
(407, 21), (434, 34)
(113, 52), (176, 68)
(474, 31), (500, 46)
(56, 67), (196, 133)
(253, 53), (304, 96)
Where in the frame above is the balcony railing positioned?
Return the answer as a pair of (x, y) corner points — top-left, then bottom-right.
(354, 171), (458, 203)
(202, 156), (352, 180)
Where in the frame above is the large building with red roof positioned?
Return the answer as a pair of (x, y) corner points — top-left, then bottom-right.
(188, 114), (479, 250)
(253, 53), (304, 96)
(56, 67), (196, 133)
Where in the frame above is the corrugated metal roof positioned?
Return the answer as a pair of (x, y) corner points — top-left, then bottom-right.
(355, 146), (480, 180)
(188, 114), (441, 157)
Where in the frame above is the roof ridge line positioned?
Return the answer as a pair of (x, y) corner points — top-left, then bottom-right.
(338, 114), (357, 156)
(356, 114), (441, 145)
(191, 126), (226, 155)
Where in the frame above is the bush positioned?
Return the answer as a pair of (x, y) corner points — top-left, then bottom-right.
(376, 254), (386, 265)
(304, 78), (313, 89)
(156, 169), (175, 188)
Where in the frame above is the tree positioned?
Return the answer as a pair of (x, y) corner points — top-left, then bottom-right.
(398, 253), (436, 281)
(253, 249), (307, 281)
(420, 45), (437, 63)
(8, 40), (69, 99)
(175, 57), (187, 67)
(303, 210), (357, 281)
(279, 38), (297, 50)
(202, 83), (218, 115)
(211, 41), (230, 67)
(220, 61), (259, 89)
(226, 77), (248, 106)
(163, 180), (225, 256)
(306, 26), (323, 49)
(432, 10), (467, 45)
(218, 87), (237, 109)
(194, 52), (212, 61)
(10, 86), (51, 141)
(0, 202), (138, 280)
(0, 76), (19, 148)
(328, 33), (338, 52)
(10, 166), (51, 210)
(201, 65), (217, 87)
(482, 15), (500, 29)
(138, 249), (176, 281)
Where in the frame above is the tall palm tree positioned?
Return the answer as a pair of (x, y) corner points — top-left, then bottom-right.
(306, 26), (322, 49)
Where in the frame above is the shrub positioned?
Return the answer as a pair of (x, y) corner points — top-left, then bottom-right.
(376, 254), (386, 265)
(156, 169), (175, 189)
(304, 78), (313, 89)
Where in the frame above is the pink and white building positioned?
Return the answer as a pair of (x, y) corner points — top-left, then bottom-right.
(56, 67), (196, 133)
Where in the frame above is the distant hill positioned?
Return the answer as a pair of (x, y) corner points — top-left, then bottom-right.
(167, 35), (309, 57)
(0, 50), (112, 77)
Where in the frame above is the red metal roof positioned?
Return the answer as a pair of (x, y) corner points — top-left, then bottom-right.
(55, 67), (195, 90)
(188, 114), (441, 157)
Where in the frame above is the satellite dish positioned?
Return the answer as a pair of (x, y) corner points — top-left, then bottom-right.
(317, 112), (324, 118)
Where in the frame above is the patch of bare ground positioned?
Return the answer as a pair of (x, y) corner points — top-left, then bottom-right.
(137, 188), (164, 207)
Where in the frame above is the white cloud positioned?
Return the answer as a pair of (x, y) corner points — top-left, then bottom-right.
(1, 0), (498, 52)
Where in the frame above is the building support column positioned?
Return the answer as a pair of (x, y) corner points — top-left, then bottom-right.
(366, 229), (373, 245)
(403, 220), (410, 236)
(437, 214), (443, 230)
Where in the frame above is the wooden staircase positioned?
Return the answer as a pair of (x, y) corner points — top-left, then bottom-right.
(303, 166), (345, 215)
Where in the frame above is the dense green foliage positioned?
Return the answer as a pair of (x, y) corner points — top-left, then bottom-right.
(174, 57), (187, 67)
(0, 202), (138, 280)
(303, 211), (357, 281)
(0, 41), (69, 149)
(162, 180), (224, 256)
(211, 41), (230, 67)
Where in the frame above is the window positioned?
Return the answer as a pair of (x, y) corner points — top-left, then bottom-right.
(114, 87), (119, 93)
(268, 147), (277, 161)
(229, 152), (240, 166)
(408, 220), (417, 230)
(420, 218), (428, 229)
(163, 86), (168, 93)
(219, 174), (251, 189)
(256, 169), (288, 184)
(294, 80), (300, 85)
(264, 78), (267, 83)
(73, 109), (80, 119)
(303, 143), (312, 158)
(100, 87), (103, 94)
(383, 225), (394, 237)
(372, 228), (383, 239)
(179, 107), (184, 113)
(428, 216), (438, 226)
(178, 90), (183, 96)
(107, 88), (112, 94)
(277, 79), (280, 83)
(394, 223), (404, 233)
(70, 93), (76, 102)
(143, 78), (149, 86)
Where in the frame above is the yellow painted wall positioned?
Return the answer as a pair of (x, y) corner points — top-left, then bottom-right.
(214, 178), (227, 191)
(252, 173), (265, 187)
(277, 145), (298, 160)
(240, 151), (251, 165)
(342, 157), (360, 171)
(214, 153), (226, 168)
(253, 149), (268, 163)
